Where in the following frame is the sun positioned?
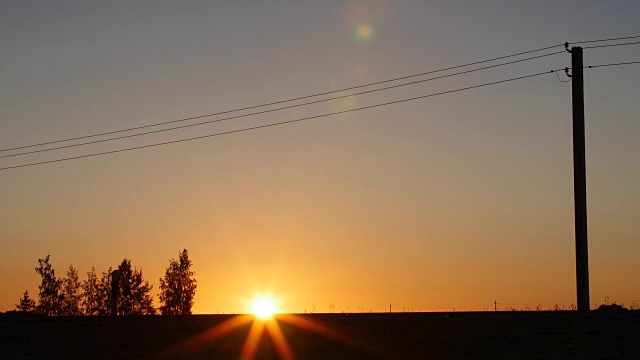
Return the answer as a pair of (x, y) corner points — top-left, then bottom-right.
(252, 296), (277, 319)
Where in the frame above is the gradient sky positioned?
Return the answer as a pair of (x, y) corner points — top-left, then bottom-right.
(1, 1), (639, 314)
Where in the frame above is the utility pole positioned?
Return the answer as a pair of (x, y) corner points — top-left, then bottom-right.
(111, 270), (120, 316)
(571, 46), (590, 312)
(494, 300), (497, 312)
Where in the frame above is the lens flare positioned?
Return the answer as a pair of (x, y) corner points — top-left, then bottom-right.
(357, 24), (373, 38)
(326, 90), (357, 114)
(352, 23), (376, 45)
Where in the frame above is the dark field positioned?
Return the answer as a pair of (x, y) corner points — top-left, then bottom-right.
(2, 312), (639, 359)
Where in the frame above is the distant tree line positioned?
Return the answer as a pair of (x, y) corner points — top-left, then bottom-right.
(15, 249), (196, 316)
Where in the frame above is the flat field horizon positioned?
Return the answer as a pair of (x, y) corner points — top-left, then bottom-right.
(2, 311), (639, 359)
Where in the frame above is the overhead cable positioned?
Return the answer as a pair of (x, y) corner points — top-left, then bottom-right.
(586, 60), (640, 69)
(582, 40), (640, 49)
(0, 44), (564, 153)
(0, 51), (565, 159)
(571, 35), (640, 45)
(0, 69), (560, 171)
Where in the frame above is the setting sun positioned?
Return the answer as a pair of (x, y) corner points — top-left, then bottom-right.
(251, 296), (277, 319)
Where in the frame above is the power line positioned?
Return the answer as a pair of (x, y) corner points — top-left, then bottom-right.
(555, 71), (571, 83)
(561, 60), (640, 73)
(572, 35), (640, 45)
(1, 51), (565, 160)
(561, 60), (640, 79)
(0, 69), (559, 171)
(582, 40), (640, 49)
(0, 44), (564, 154)
(3, 36), (638, 154)
(586, 60), (640, 69)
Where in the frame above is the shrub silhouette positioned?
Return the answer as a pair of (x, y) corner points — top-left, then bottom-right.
(596, 303), (628, 311)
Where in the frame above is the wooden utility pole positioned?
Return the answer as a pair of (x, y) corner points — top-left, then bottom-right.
(571, 46), (590, 312)
(111, 270), (120, 316)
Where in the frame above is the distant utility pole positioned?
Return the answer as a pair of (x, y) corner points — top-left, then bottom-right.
(111, 270), (120, 316)
(494, 300), (497, 312)
(389, 304), (392, 313)
(570, 46), (590, 312)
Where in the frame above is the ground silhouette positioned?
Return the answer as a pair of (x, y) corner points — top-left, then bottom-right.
(1, 311), (639, 359)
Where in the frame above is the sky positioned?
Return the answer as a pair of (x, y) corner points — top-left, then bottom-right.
(1, 0), (639, 314)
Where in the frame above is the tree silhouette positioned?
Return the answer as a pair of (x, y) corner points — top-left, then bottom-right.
(117, 259), (156, 315)
(35, 255), (63, 315)
(60, 265), (83, 315)
(82, 267), (114, 316)
(15, 290), (36, 313)
(159, 249), (197, 315)
(82, 267), (101, 315)
(22, 256), (163, 316)
(82, 266), (114, 315)
(98, 268), (113, 315)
